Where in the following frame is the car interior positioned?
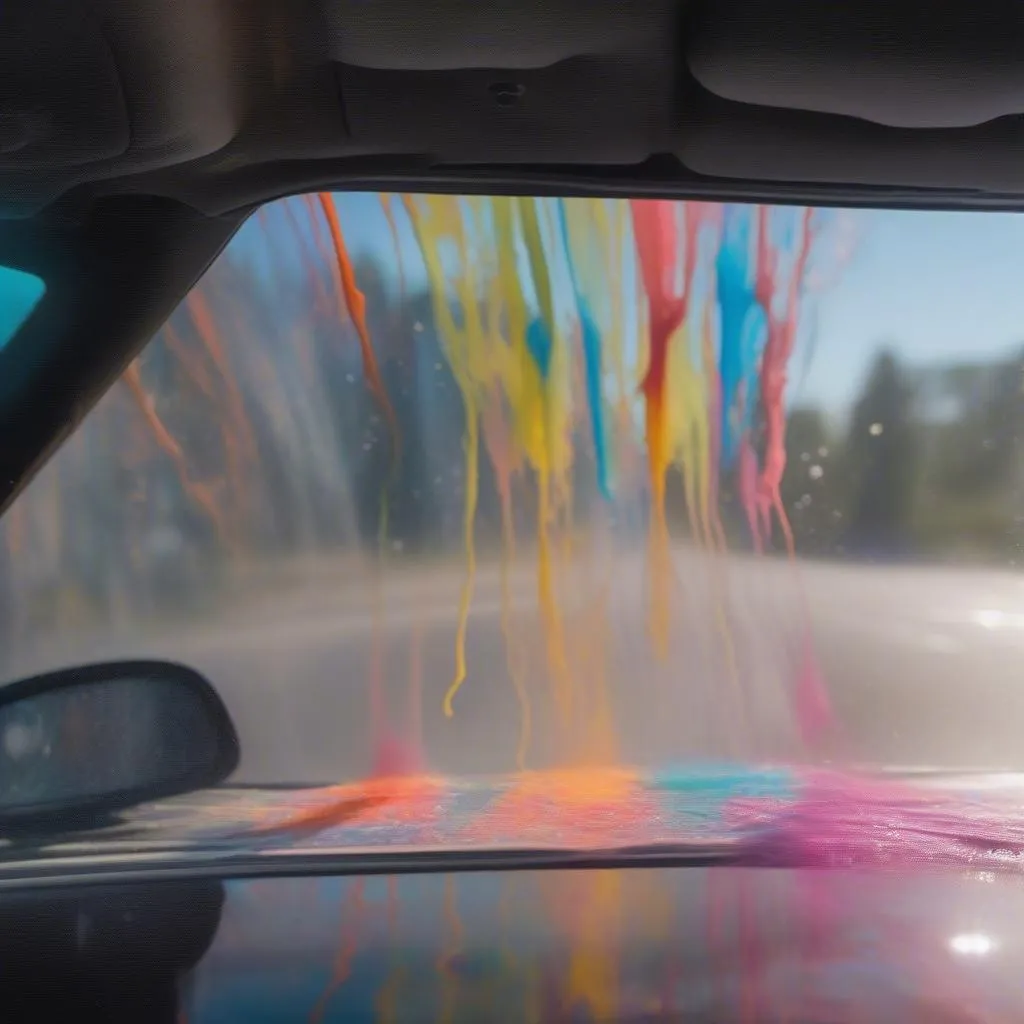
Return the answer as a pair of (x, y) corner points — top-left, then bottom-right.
(2, 0), (1024, 1020)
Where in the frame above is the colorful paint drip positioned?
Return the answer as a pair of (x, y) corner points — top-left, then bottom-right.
(101, 192), (870, 1023)
(287, 194), (852, 1021)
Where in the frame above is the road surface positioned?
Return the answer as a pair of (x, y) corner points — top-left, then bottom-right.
(9, 550), (1024, 782)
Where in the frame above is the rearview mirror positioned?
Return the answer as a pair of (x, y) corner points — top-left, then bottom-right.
(0, 660), (239, 825)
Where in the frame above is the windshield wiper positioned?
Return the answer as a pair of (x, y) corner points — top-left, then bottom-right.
(0, 842), (742, 890)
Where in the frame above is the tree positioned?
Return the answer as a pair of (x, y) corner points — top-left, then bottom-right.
(842, 350), (919, 558)
(779, 406), (844, 556)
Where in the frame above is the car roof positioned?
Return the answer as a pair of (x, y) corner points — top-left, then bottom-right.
(4, 0), (1023, 216)
(0, 0), (1019, 513)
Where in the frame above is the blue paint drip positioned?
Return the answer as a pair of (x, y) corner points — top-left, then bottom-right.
(556, 199), (611, 500)
(526, 317), (553, 380)
(716, 206), (767, 468)
(650, 763), (795, 822)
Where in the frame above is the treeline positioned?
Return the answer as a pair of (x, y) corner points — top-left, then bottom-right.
(771, 348), (1024, 564)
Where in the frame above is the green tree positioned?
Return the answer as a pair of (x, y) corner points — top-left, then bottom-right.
(779, 406), (844, 556)
(843, 349), (919, 558)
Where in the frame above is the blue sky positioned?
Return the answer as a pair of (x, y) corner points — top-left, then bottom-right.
(801, 208), (1024, 410)
(245, 193), (1024, 421)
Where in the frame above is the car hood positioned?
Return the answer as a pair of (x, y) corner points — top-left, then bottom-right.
(7, 766), (1024, 1021)
(6, 763), (1024, 878)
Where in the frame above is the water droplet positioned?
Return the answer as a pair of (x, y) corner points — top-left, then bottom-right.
(809, 465), (824, 480)
(414, 321), (425, 333)
(345, 373), (356, 383)
(818, 446), (829, 458)
(800, 452), (810, 462)
(869, 422), (883, 436)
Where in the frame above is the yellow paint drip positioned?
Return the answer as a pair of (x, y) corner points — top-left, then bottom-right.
(443, 407), (479, 717)
(401, 195), (486, 718)
(645, 389), (673, 657)
(668, 323), (713, 548)
(565, 871), (621, 1021)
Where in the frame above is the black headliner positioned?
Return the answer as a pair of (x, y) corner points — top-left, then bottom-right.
(0, 0), (1021, 511)
(5, 0), (1024, 216)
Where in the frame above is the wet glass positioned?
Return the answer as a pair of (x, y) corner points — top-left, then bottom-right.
(2, 195), (1024, 786)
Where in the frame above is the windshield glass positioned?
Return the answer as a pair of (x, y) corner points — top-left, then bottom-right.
(3, 194), (1024, 796)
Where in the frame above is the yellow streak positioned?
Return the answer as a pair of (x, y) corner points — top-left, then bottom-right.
(498, 479), (531, 769)
(401, 195), (486, 718)
(566, 871), (621, 1019)
(444, 408), (478, 717)
(439, 874), (463, 1024)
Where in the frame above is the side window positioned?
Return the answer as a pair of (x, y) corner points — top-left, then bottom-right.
(0, 195), (408, 679)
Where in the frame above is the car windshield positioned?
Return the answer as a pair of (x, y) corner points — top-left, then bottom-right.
(3, 193), (1024, 802)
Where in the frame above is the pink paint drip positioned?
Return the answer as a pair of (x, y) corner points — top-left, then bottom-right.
(753, 206), (815, 554)
(794, 636), (833, 745)
(737, 433), (765, 555)
(749, 207), (835, 746)
(728, 770), (1024, 872)
(371, 732), (423, 778)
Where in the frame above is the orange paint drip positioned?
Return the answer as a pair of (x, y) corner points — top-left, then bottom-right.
(283, 197), (332, 316)
(470, 769), (657, 850)
(303, 194), (349, 325)
(483, 394), (531, 769)
(309, 879), (365, 1024)
(163, 322), (218, 403)
(122, 363), (227, 540)
(252, 789), (393, 838)
(255, 776), (442, 838)
(184, 290), (256, 535)
(574, 567), (618, 765)
(317, 192), (404, 765)
(379, 193), (406, 309)
(187, 291), (255, 464)
(537, 469), (573, 722)
(317, 193), (400, 464)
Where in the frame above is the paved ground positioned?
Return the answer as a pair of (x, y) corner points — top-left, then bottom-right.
(10, 550), (1024, 782)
